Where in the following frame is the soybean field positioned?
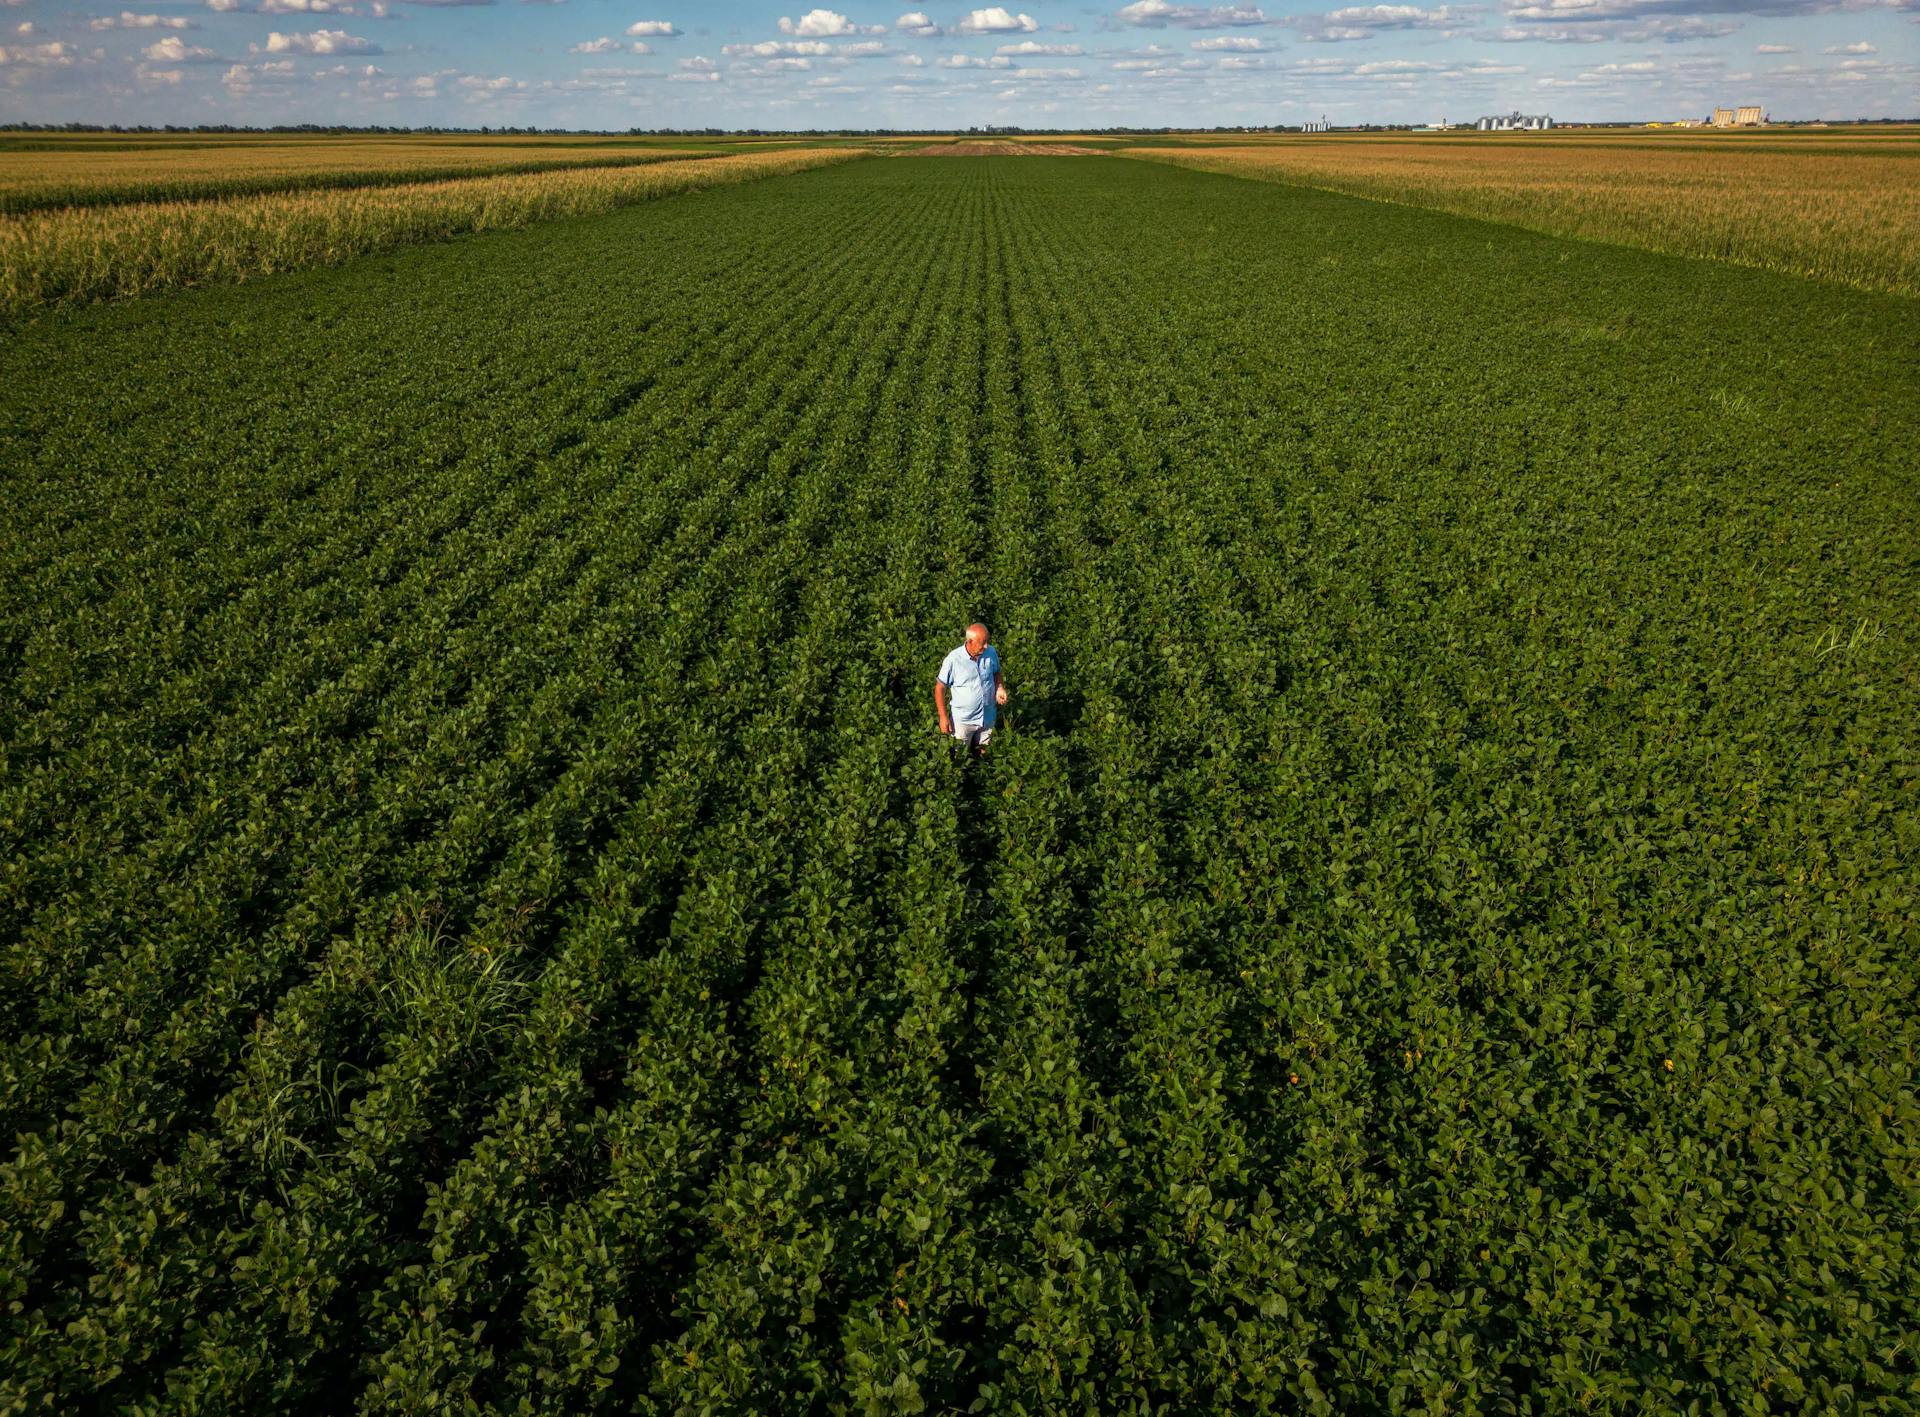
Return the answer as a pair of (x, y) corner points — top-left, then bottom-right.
(2, 156), (1916, 1412)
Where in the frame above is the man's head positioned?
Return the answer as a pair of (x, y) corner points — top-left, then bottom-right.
(965, 623), (989, 656)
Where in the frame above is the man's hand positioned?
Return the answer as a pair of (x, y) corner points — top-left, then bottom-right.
(937, 715), (952, 736)
(995, 686), (1008, 707)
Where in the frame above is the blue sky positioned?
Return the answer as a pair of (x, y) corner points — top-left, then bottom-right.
(2, 0), (1914, 128)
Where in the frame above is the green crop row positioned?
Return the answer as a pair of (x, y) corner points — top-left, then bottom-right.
(1, 156), (1916, 1411)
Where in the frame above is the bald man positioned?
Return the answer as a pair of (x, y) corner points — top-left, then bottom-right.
(935, 623), (1007, 756)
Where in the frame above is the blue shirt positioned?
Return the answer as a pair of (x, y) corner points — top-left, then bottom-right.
(939, 644), (1001, 727)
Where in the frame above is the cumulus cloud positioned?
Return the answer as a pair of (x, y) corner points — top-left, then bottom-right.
(1292, 4), (1456, 38)
(1114, 0), (1270, 27)
(91, 11), (194, 29)
(670, 52), (718, 78)
(1323, 4), (1451, 27)
(262, 26), (379, 51)
(625, 18), (676, 35)
(1824, 38), (1874, 49)
(261, 0), (380, 12)
(0, 39), (76, 63)
(722, 37), (833, 54)
(1191, 32), (1265, 45)
(940, 50), (1013, 63)
(997, 38), (1084, 52)
(456, 72), (526, 97)
(781, 7), (861, 35)
(956, 5), (1039, 30)
(571, 35), (648, 52)
(895, 9), (940, 34)
(142, 35), (223, 60)
(1754, 39), (1792, 48)
(207, 0), (393, 14)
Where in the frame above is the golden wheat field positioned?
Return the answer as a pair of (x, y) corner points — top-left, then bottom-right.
(0, 134), (817, 213)
(1122, 129), (1920, 297)
(0, 148), (861, 316)
(0, 136), (721, 214)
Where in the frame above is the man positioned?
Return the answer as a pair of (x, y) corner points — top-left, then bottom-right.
(935, 622), (1007, 756)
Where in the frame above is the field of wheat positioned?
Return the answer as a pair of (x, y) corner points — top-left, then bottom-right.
(1123, 130), (1920, 297)
(0, 134), (756, 214)
(0, 147), (864, 315)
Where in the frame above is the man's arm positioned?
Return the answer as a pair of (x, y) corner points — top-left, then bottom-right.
(934, 680), (951, 735)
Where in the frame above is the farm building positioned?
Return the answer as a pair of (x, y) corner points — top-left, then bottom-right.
(1711, 106), (1767, 127)
(1474, 111), (1553, 131)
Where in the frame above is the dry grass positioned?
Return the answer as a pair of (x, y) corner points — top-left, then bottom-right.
(0, 148), (863, 317)
(1122, 131), (1920, 297)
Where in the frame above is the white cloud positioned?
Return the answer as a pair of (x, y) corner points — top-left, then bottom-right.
(991, 63), (1084, 77)
(997, 38), (1083, 52)
(838, 38), (893, 53)
(1293, 4), (1455, 38)
(142, 35), (222, 60)
(956, 6), (1039, 31)
(1487, 22), (1605, 38)
(722, 38), (832, 54)
(781, 7), (860, 35)
(91, 11), (194, 29)
(671, 52), (718, 78)
(1191, 33), (1264, 45)
(1322, 4), (1451, 27)
(571, 35), (647, 52)
(625, 18), (676, 35)
(262, 26), (379, 51)
(135, 62), (184, 81)
(1754, 40), (1792, 50)
(1824, 39), (1875, 51)
(0, 39), (76, 63)
(208, 0), (393, 12)
(940, 50), (1013, 63)
(456, 72), (527, 98)
(1114, 0), (1270, 27)
(896, 49), (924, 61)
(14, 19), (32, 32)
(896, 9), (940, 34)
